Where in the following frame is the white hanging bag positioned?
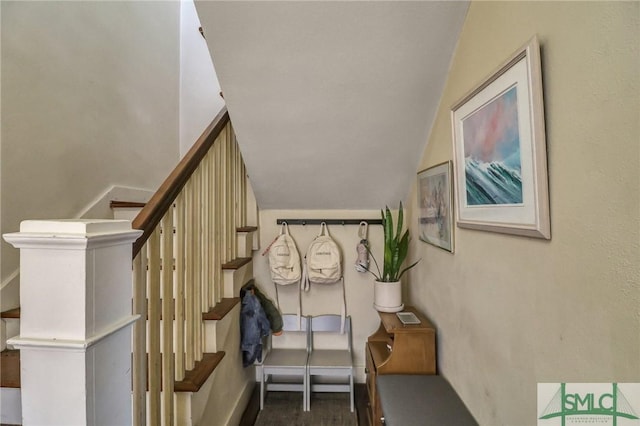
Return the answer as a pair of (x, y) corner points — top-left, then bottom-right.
(355, 221), (370, 273)
(302, 222), (342, 291)
(267, 222), (302, 286)
(264, 222), (303, 327)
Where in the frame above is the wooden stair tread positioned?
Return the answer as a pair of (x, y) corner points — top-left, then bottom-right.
(143, 352), (224, 392)
(110, 201), (146, 209)
(202, 298), (240, 321)
(221, 257), (252, 270)
(0, 308), (20, 319)
(1, 350), (20, 388)
(174, 352), (225, 392)
(236, 226), (258, 233)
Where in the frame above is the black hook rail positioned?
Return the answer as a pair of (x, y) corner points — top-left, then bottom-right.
(276, 219), (382, 226)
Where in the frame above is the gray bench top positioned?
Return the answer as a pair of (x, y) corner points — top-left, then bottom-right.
(376, 375), (477, 426)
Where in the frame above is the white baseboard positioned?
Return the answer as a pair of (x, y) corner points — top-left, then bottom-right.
(224, 377), (256, 426)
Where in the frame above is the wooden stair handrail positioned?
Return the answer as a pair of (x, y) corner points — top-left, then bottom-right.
(132, 107), (230, 257)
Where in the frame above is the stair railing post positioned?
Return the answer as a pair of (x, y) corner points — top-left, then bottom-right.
(3, 220), (142, 426)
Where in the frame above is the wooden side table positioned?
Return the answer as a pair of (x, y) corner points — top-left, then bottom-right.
(364, 306), (436, 426)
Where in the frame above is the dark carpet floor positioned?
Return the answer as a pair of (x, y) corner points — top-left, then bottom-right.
(255, 391), (358, 426)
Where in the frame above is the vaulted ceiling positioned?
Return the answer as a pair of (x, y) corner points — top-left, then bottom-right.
(196, 1), (469, 210)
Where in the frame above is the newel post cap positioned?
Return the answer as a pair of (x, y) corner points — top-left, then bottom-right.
(3, 219), (143, 249)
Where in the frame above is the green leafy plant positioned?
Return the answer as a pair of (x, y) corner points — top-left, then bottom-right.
(367, 202), (420, 282)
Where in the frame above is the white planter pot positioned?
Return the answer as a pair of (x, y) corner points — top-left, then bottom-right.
(373, 280), (403, 313)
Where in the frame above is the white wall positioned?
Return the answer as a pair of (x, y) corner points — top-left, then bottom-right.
(253, 209), (394, 382)
(406, 2), (640, 424)
(179, 0), (224, 157)
(1, 2), (181, 291)
(195, 1), (469, 211)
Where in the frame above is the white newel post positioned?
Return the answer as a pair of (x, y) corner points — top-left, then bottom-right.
(3, 220), (142, 426)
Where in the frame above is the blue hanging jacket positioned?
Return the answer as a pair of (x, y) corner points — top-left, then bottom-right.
(240, 291), (271, 367)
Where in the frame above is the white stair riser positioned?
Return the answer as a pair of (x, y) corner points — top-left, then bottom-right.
(236, 231), (255, 258)
(203, 321), (218, 353)
(2, 318), (20, 350)
(175, 392), (193, 426)
(223, 262), (253, 299)
(0, 388), (21, 425)
(251, 225), (260, 251)
(203, 304), (237, 354)
(112, 207), (143, 221)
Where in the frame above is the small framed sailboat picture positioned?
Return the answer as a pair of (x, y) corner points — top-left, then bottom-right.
(451, 36), (550, 239)
(417, 161), (454, 253)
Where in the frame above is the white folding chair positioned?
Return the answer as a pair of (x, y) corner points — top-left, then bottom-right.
(259, 314), (310, 411)
(306, 315), (354, 412)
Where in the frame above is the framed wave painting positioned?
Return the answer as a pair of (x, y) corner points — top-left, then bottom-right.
(451, 36), (550, 239)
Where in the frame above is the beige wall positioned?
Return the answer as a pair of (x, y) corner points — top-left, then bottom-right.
(253, 209), (388, 381)
(406, 2), (640, 424)
(179, 0), (224, 158)
(1, 2), (180, 284)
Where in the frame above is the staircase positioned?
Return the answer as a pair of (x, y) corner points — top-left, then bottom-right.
(0, 308), (21, 425)
(0, 108), (261, 425)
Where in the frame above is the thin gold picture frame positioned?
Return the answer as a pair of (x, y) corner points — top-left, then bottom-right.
(417, 161), (454, 253)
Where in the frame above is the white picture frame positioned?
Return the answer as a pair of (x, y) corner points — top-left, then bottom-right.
(451, 36), (550, 239)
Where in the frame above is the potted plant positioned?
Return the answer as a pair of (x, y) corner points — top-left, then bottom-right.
(367, 202), (420, 312)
